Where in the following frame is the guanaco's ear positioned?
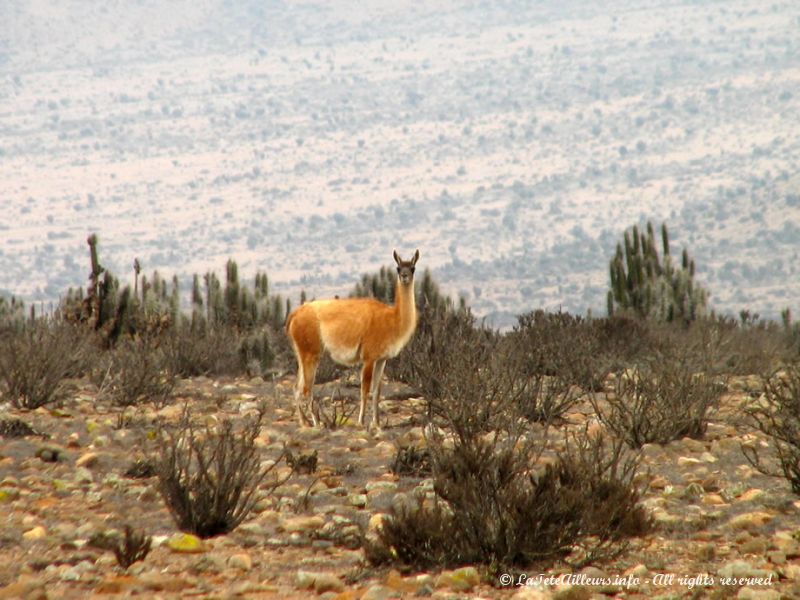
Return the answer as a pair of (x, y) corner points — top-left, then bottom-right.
(412, 249), (420, 265)
(393, 249), (401, 265)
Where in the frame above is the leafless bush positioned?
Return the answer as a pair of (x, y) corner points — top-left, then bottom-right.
(152, 404), (291, 537)
(112, 526), (152, 569)
(162, 323), (242, 377)
(124, 458), (157, 479)
(403, 308), (534, 437)
(390, 445), (432, 477)
(591, 346), (722, 448)
(94, 336), (175, 408)
(0, 418), (47, 438)
(701, 316), (790, 376)
(367, 426), (651, 571)
(0, 320), (88, 409)
(742, 364), (800, 494)
(317, 387), (358, 429)
(286, 449), (318, 475)
(591, 315), (657, 369)
(512, 310), (607, 391)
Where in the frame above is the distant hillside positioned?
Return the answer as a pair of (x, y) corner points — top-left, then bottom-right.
(1, 0), (798, 321)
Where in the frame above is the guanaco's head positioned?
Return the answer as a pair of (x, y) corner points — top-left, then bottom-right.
(393, 249), (419, 286)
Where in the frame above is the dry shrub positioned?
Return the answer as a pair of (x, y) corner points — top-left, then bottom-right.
(591, 344), (722, 448)
(0, 319), (88, 409)
(162, 323), (242, 377)
(112, 526), (152, 569)
(703, 317), (791, 376)
(409, 308), (588, 429)
(390, 445), (432, 477)
(152, 404), (290, 537)
(400, 307), (531, 436)
(742, 364), (800, 494)
(94, 336), (175, 408)
(367, 427), (651, 571)
(124, 458), (157, 479)
(366, 305), (650, 572)
(0, 418), (46, 438)
(592, 315), (657, 368)
(512, 310), (605, 390)
(317, 387), (358, 429)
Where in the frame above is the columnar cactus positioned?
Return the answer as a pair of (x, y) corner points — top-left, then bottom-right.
(608, 221), (708, 323)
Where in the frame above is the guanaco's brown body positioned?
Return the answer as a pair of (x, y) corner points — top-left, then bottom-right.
(286, 250), (419, 428)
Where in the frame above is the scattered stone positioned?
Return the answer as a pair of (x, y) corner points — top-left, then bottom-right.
(139, 572), (190, 592)
(313, 573), (345, 594)
(227, 553), (253, 571)
(736, 589), (781, 600)
(189, 554), (225, 575)
(694, 544), (716, 561)
(699, 451), (718, 463)
(361, 584), (402, 599)
(92, 435), (110, 448)
(739, 536), (768, 555)
(167, 533), (206, 553)
(348, 493), (367, 507)
(767, 550), (786, 565)
(739, 488), (766, 503)
(717, 560), (773, 580)
(22, 526), (47, 541)
(383, 570), (417, 594)
(625, 564), (649, 579)
(296, 570), (344, 594)
(435, 566), (480, 592)
(701, 475), (722, 492)
(514, 587), (555, 599)
(0, 576), (48, 600)
(702, 493), (726, 505)
(648, 476), (669, 490)
(35, 446), (61, 462)
(74, 467), (94, 484)
(281, 515), (326, 533)
(95, 575), (135, 594)
(76, 452), (100, 468)
(728, 511), (774, 531)
(0, 487), (20, 502)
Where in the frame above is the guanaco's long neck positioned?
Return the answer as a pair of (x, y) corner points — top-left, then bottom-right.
(394, 278), (417, 333)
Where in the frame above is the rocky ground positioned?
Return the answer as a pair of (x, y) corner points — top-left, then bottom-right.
(1, 373), (799, 600)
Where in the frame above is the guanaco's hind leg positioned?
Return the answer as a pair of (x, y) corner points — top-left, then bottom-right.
(369, 359), (387, 429)
(295, 353), (320, 426)
(358, 360), (374, 427)
(288, 306), (322, 427)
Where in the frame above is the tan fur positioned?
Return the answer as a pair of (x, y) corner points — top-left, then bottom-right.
(286, 250), (419, 428)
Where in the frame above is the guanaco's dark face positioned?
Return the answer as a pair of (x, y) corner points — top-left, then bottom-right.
(393, 249), (420, 285)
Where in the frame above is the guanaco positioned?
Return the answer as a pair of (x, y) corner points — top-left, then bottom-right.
(285, 249), (420, 429)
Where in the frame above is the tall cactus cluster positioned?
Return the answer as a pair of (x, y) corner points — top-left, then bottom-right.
(192, 261), (289, 332)
(608, 221), (708, 323)
(58, 236), (289, 371)
(350, 264), (461, 314)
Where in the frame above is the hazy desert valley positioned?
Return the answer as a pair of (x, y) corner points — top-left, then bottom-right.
(2, 1), (800, 599)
